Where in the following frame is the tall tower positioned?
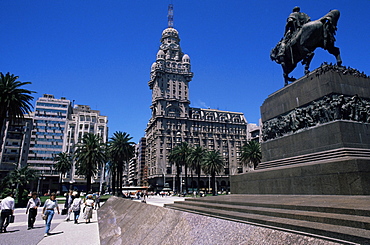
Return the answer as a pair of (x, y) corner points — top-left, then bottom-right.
(146, 5), (193, 187)
(145, 5), (249, 192)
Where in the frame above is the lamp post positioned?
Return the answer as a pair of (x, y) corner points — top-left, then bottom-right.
(37, 173), (45, 195)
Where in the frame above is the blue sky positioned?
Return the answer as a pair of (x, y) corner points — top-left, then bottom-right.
(1, 1), (369, 143)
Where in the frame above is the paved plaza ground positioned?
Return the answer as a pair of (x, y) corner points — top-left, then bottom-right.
(0, 195), (185, 245)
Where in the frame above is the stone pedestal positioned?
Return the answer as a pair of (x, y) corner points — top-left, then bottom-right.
(231, 65), (370, 195)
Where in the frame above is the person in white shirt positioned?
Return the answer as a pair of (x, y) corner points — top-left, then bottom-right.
(42, 193), (60, 237)
(0, 191), (15, 233)
(26, 192), (41, 230)
(70, 192), (83, 224)
(83, 195), (94, 223)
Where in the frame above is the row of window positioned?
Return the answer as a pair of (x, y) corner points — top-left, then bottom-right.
(36, 138), (64, 143)
(30, 144), (63, 149)
(35, 120), (66, 125)
(29, 150), (62, 155)
(36, 102), (68, 108)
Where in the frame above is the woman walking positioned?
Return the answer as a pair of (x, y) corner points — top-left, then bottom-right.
(42, 193), (60, 237)
(71, 193), (83, 224)
(83, 195), (94, 223)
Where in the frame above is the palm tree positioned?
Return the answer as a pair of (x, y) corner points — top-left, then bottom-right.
(54, 152), (72, 194)
(0, 72), (35, 149)
(105, 160), (117, 195)
(108, 131), (135, 196)
(74, 133), (106, 192)
(188, 145), (207, 192)
(168, 142), (191, 194)
(201, 150), (224, 196)
(1, 166), (37, 206)
(241, 140), (262, 171)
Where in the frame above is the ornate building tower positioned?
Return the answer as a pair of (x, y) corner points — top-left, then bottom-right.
(145, 5), (249, 192)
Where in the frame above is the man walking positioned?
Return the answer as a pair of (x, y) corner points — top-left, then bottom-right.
(26, 192), (41, 229)
(0, 191), (15, 233)
(64, 190), (74, 221)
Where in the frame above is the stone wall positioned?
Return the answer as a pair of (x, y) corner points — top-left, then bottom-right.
(98, 196), (340, 245)
(231, 159), (370, 195)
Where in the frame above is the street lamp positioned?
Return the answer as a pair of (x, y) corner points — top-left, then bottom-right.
(37, 173), (45, 195)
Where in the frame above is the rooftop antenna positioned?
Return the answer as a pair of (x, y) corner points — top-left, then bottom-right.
(168, 4), (174, 28)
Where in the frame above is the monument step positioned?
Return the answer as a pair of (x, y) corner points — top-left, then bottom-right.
(166, 203), (370, 244)
(258, 147), (370, 170)
(168, 200), (370, 230)
(165, 195), (370, 244)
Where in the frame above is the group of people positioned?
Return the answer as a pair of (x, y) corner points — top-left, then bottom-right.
(0, 190), (100, 238)
(64, 191), (100, 226)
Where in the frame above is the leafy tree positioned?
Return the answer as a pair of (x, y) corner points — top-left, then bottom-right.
(74, 133), (106, 192)
(0, 72), (35, 149)
(108, 131), (135, 196)
(168, 142), (191, 193)
(0, 166), (37, 206)
(241, 140), (262, 170)
(188, 145), (207, 192)
(54, 152), (72, 194)
(201, 150), (224, 196)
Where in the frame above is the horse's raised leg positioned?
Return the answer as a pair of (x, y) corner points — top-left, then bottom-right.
(327, 46), (342, 66)
(302, 52), (315, 74)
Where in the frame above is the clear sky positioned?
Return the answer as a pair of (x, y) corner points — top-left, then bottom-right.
(1, 1), (369, 143)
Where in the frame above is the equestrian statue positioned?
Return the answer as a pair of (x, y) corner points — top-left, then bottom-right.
(271, 7), (342, 86)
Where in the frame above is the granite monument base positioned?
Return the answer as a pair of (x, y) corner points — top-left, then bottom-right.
(231, 66), (370, 195)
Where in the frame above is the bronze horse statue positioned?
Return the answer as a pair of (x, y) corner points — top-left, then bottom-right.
(271, 9), (342, 86)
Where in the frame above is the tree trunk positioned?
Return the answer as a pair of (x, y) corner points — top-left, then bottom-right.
(211, 172), (216, 196)
(86, 172), (92, 193)
(176, 162), (181, 193)
(118, 164), (123, 196)
(190, 168), (194, 192)
(184, 163), (188, 194)
(59, 173), (63, 195)
(197, 163), (201, 192)
(111, 170), (116, 196)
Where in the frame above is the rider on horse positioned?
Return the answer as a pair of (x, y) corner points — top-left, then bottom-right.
(277, 7), (311, 62)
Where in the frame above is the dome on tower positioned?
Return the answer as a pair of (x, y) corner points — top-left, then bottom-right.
(151, 62), (157, 71)
(182, 54), (190, 64)
(161, 27), (180, 43)
(157, 50), (165, 60)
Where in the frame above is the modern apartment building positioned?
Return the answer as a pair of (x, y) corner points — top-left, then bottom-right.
(27, 95), (108, 193)
(27, 94), (72, 194)
(145, 24), (252, 192)
(0, 116), (33, 179)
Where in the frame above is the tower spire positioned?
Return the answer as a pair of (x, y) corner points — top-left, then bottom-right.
(168, 4), (174, 28)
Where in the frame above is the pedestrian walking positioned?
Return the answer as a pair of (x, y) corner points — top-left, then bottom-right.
(83, 195), (94, 223)
(42, 193), (60, 237)
(70, 193), (83, 224)
(64, 190), (74, 221)
(94, 192), (100, 210)
(0, 191), (15, 233)
(25, 192), (41, 230)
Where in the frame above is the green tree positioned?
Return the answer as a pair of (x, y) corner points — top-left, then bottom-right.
(54, 152), (72, 194)
(241, 140), (262, 170)
(168, 142), (191, 193)
(0, 72), (35, 148)
(188, 145), (207, 192)
(0, 166), (37, 206)
(201, 150), (224, 196)
(74, 133), (106, 192)
(108, 131), (135, 196)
